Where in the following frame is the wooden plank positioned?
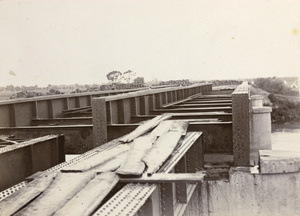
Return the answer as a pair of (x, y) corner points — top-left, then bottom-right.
(0, 172), (58, 216)
(120, 173), (205, 183)
(143, 131), (183, 175)
(117, 121), (188, 176)
(54, 172), (119, 216)
(61, 144), (130, 172)
(158, 132), (203, 174)
(94, 151), (127, 173)
(169, 120), (189, 135)
(150, 120), (173, 137)
(117, 121), (183, 176)
(15, 172), (95, 216)
(119, 114), (172, 143)
(116, 135), (155, 176)
(0, 135), (19, 145)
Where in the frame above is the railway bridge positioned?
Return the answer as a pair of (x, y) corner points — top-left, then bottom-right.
(0, 82), (299, 216)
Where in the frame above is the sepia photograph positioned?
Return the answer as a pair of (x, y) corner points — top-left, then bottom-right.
(0, 0), (299, 215)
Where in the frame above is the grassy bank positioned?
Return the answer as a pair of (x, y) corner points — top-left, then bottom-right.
(268, 93), (300, 124)
(250, 78), (300, 124)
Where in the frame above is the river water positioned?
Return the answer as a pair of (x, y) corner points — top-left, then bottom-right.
(271, 123), (300, 152)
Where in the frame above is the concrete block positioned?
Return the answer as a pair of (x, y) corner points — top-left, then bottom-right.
(259, 150), (300, 174)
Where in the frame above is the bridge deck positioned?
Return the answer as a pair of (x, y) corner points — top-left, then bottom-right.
(0, 83), (249, 216)
(0, 119), (204, 216)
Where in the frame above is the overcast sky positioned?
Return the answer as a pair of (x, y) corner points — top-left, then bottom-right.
(0, 0), (299, 87)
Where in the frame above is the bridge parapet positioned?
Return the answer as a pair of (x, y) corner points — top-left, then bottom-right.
(92, 83), (212, 148)
(0, 88), (144, 127)
(232, 81), (273, 166)
(0, 135), (65, 191)
(232, 81), (251, 166)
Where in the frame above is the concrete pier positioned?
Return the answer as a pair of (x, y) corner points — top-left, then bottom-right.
(250, 95), (272, 165)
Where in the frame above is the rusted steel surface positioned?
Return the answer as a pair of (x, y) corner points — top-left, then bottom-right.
(106, 121), (232, 154)
(0, 123), (204, 216)
(0, 84), (212, 154)
(188, 122), (233, 153)
(91, 83), (212, 147)
(0, 88), (143, 127)
(107, 124), (139, 141)
(102, 83), (212, 102)
(31, 117), (92, 126)
(232, 81), (251, 166)
(0, 83), (260, 216)
(0, 135), (65, 191)
(131, 112), (232, 123)
(0, 181), (27, 202)
(94, 132), (203, 216)
(0, 125), (92, 154)
(119, 114), (172, 143)
(150, 107), (232, 114)
(172, 102), (232, 108)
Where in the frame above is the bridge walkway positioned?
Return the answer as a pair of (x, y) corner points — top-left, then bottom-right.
(0, 117), (204, 216)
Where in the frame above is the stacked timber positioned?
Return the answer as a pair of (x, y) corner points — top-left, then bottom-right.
(117, 119), (188, 176)
(0, 115), (200, 216)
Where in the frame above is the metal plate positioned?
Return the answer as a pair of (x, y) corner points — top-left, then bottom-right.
(93, 183), (157, 216)
(0, 181), (27, 201)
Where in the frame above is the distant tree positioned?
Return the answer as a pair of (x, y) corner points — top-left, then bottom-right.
(5, 85), (15, 91)
(254, 77), (297, 96)
(106, 71), (122, 83)
(49, 88), (56, 94)
(133, 77), (145, 85)
(15, 86), (21, 91)
(122, 70), (136, 83)
(91, 84), (99, 88)
(75, 83), (81, 89)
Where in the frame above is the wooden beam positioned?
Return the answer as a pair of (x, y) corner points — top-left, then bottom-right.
(0, 172), (58, 216)
(116, 135), (155, 176)
(120, 173), (205, 183)
(54, 172), (120, 216)
(119, 114), (172, 143)
(143, 131), (183, 175)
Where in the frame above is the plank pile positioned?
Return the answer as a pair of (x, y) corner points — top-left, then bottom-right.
(0, 115), (201, 216)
